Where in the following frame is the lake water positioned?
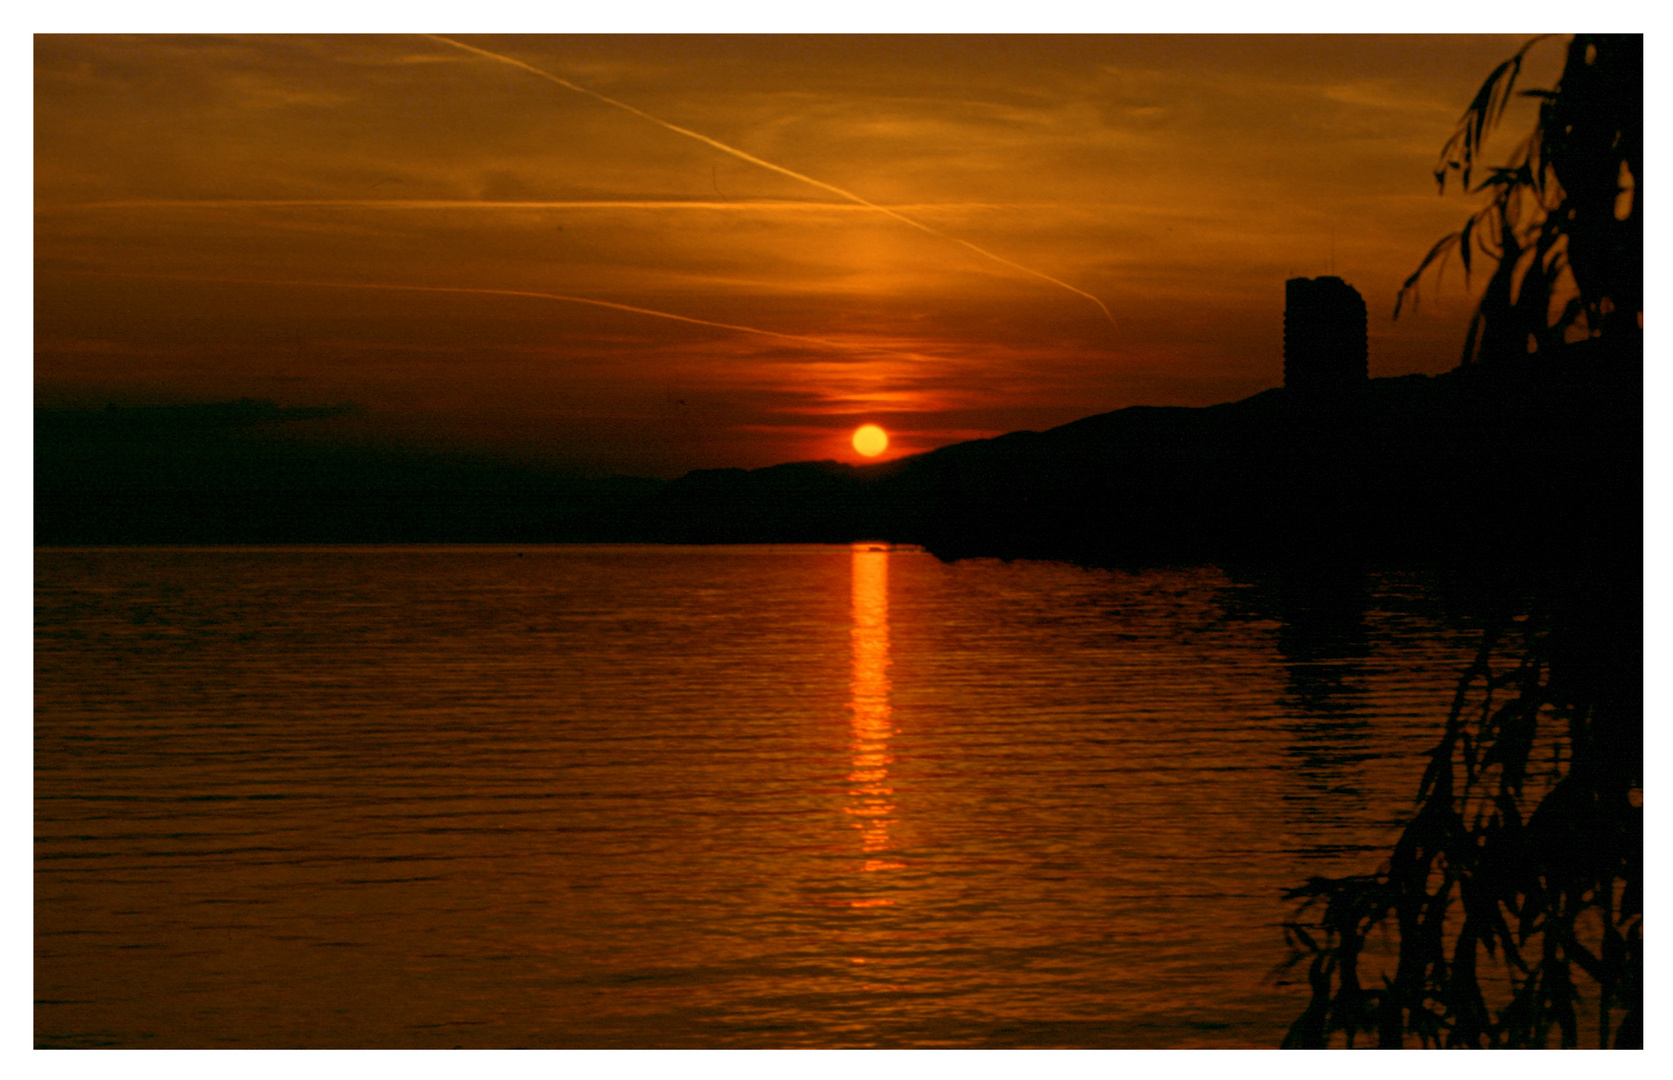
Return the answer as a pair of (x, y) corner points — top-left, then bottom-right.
(35, 544), (1484, 1048)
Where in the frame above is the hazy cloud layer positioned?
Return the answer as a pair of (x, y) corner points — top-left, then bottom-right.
(35, 34), (1562, 475)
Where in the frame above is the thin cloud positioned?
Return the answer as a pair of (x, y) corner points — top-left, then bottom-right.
(39, 198), (866, 214)
(52, 269), (874, 353)
(35, 198), (1036, 218)
(424, 34), (1117, 330)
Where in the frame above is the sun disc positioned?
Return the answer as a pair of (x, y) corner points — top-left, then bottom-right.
(852, 424), (888, 457)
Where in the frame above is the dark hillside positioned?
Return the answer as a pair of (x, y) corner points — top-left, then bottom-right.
(35, 401), (661, 545)
(650, 339), (1639, 572)
(38, 343), (1637, 568)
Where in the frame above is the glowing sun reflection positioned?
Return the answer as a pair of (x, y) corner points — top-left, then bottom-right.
(847, 543), (902, 875)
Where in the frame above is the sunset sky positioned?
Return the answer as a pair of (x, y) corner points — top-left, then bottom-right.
(34, 32), (1567, 477)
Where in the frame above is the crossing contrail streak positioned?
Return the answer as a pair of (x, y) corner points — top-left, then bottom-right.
(38, 198), (873, 213)
(65, 270), (865, 351)
(310, 281), (858, 348)
(424, 34), (1117, 329)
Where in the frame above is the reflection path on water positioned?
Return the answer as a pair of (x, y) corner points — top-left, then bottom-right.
(847, 545), (903, 882)
(34, 545), (1487, 1048)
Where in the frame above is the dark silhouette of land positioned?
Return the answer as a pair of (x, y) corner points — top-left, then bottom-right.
(37, 338), (1637, 578)
(34, 400), (660, 545)
(656, 340), (1637, 573)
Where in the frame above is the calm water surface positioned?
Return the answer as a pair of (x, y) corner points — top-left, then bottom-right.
(35, 545), (1481, 1048)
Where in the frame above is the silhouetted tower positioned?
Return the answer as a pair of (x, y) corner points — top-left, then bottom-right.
(1284, 276), (1368, 393)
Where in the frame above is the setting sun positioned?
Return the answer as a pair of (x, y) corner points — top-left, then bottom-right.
(852, 424), (888, 457)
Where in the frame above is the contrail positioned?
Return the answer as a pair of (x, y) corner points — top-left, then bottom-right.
(424, 34), (1117, 329)
(63, 270), (865, 351)
(38, 198), (871, 213)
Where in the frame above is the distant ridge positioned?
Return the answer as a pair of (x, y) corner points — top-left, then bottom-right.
(34, 401), (660, 545)
(37, 340), (1638, 573)
(650, 339), (1639, 571)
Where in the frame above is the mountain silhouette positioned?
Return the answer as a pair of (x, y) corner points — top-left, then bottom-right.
(38, 337), (1636, 575)
(651, 337), (1637, 573)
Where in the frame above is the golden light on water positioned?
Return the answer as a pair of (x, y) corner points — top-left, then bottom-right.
(847, 544), (901, 877)
(852, 425), (889, 457)
(33, 546), (1509, 1046)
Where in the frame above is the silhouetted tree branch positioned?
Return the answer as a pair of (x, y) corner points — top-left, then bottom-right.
(1394, 35), (1641, 365)
(1282, 34), (1642, 1049)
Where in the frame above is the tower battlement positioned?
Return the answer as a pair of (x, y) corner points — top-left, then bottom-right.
(1285, 276), (1368, 393)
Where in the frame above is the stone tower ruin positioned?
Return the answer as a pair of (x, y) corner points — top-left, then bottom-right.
(1284, 276), (1368, 393)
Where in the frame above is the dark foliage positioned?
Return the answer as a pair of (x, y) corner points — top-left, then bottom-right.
(1394, 35), (1641, 365)
(1280, 34), (1642, 1049)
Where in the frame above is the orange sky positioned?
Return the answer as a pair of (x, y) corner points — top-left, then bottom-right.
(34, 34), (1566, 476)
